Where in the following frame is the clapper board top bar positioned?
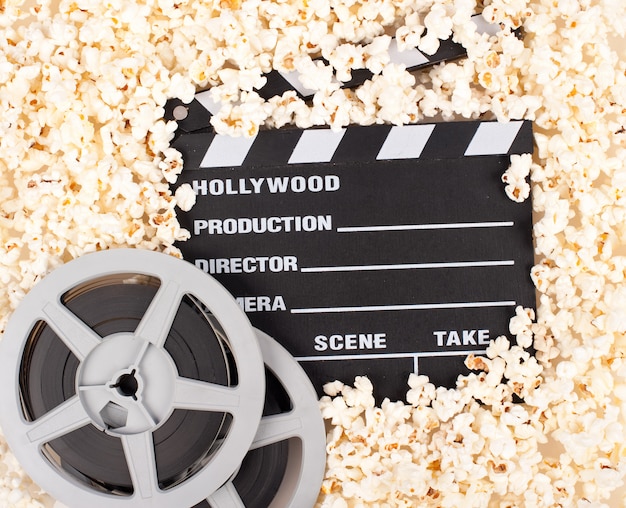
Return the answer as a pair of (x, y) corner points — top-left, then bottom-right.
(172, 120), (532, 170)
(258, 14), (504, 101)
(164, 13), (504, 133)
(173, 119), (535, 401)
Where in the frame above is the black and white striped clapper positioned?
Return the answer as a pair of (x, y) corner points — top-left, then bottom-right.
(165, 13), (502, 133)
(172, 120), (535, 401)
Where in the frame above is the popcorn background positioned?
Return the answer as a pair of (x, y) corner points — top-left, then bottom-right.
(0, 0), (625, 506)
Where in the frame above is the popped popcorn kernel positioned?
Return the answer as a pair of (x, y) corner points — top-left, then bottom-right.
(502, 153), (532, 203)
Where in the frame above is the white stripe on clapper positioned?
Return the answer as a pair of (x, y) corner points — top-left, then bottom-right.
(472, 13), (501, 37)
(288, 129), (347, 164)
(376, 124), (436, 160)
(200, 134), (257, 168)
(277, 70), (319, 97)
(194, 90), (222, 115)
(464, 121), (524, 156)
(388, 39), (430, 68)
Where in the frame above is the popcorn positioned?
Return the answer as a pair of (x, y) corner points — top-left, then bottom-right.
(174, 183), (196, 212)
(294, 56), (339, 95)
(158, 147), (184, 184)
(265, 92), (309, 129)
(419, 4), (452, 55)
(502, 153), (532, 202)
(362, 35), (392, 75)
(327, 43), (365, 83)
(508, 306), (535, 349)
(604, 285), (626, 333)
(211, 91), (270, 136)
(2, 0), (626, 506)
(355, 64), (421, 125)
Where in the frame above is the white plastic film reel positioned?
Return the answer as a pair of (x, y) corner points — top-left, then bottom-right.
(205, 329), (327, 508)
(0, 249), (266, 508)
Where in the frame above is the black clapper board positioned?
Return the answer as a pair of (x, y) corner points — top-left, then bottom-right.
(172, 120), (535, 401)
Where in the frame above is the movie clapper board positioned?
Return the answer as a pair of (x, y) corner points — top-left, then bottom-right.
(172, 120), (535, 401)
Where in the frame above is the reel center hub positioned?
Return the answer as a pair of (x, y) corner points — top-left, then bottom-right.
(112, 370), (140, 398)
(76, 334), (178, 435)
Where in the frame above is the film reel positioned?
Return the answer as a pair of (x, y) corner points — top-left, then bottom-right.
(0, 249), (266, 508)
(198, 329), (327, 508)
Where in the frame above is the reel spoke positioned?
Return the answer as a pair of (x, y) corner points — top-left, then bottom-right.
(121, 432), (159, 499)
(131, 339), (152, 369)
(26, 396), (91, 447)
(42, 300), (101, 361)
(173, 377), (242, 413)
(134, 280), (183, 348)
(206, 481), (246, 508)
(250, 413), (305, 450)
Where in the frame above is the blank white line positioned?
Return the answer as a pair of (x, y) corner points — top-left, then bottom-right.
(295, 349), (486, 362)
(337, 221), (514, 233)
(300, 259), (514, 273)
(291, 300), (516, 314)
